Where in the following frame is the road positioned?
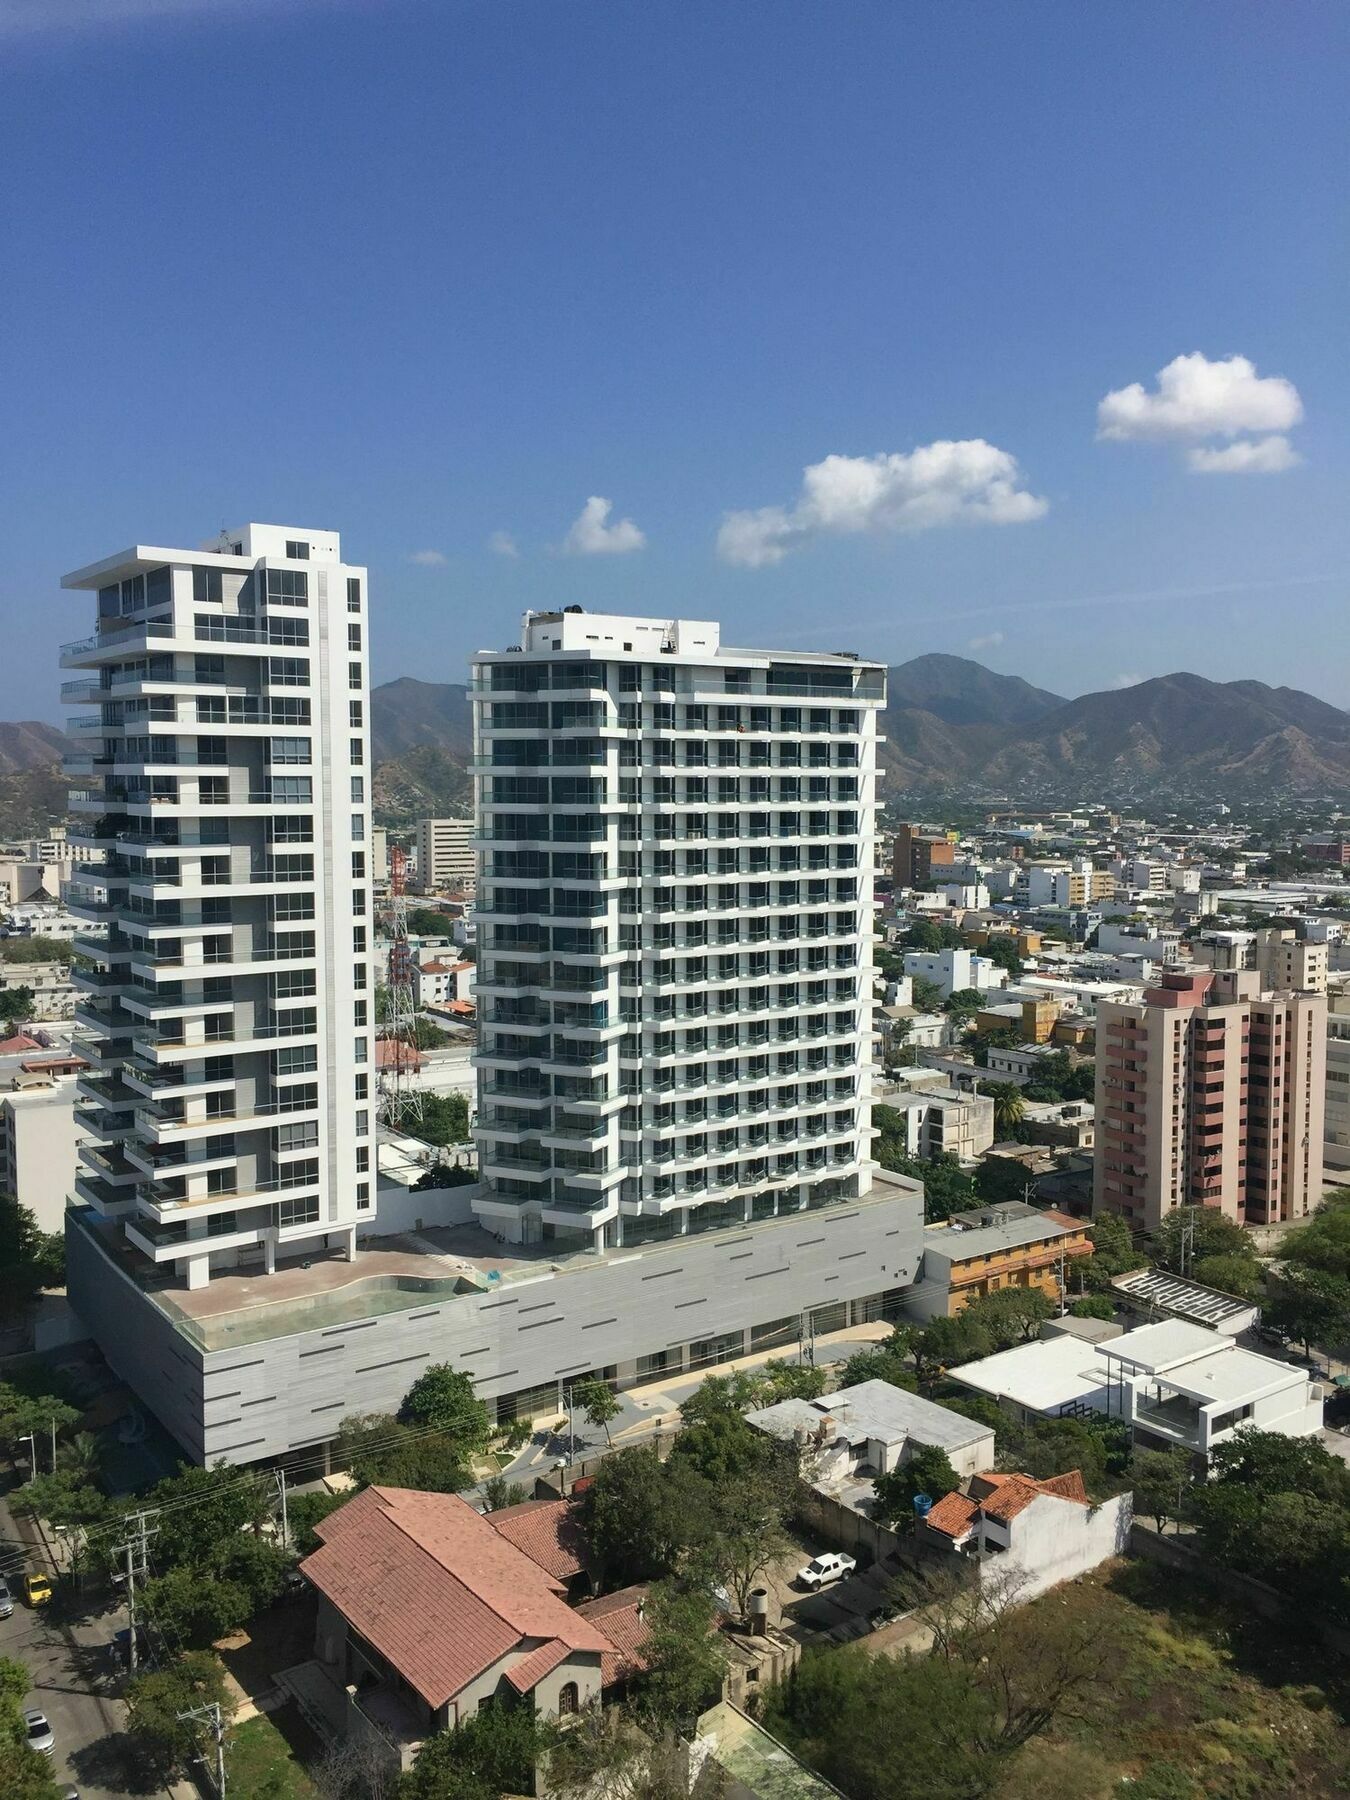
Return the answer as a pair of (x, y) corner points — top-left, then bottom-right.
(1, 1478), (148, 1798)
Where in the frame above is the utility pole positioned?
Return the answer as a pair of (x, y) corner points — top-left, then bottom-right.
(275, 1469), (290, 1553)
(177, 1700), (227, 1796)
(111, 1510), (156, 1675)
(49, 1417), (56, 1472)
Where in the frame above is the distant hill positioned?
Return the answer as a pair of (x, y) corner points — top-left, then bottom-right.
(885, 654), (1064, 728)
(0, 722), (68, 775)
(371, 678), (471, 765)
(357, 660), (1350, 821)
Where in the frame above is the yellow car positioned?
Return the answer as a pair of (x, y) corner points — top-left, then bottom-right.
(23, 1574), (52, 1607)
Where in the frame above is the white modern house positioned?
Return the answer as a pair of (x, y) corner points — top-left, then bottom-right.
(950, 1318), (1322, 1461)
(61, 524), (375, 1292)
(902, 946), (1008, 1002)
(471, 608), (884, 1252)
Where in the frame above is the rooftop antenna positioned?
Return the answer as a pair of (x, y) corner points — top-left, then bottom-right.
(379, 843), (424, 1130)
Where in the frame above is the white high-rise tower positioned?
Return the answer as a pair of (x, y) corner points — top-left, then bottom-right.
(471, 609), (883, 1249)
(62, 525), (374, 1291)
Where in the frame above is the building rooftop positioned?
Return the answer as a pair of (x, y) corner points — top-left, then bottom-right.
(300, 1485), (610, 1710)
(1111, 1267), (1257, 1331)
(696, 1702), (845, 1800)
(949, 1333), (1111, 1417)
(746, 1377), (992, 1455)
(924, 1202), (1078, 1261)
(70, 1167), (924, 1353)
(1149, 1344), (1307, 1407)
(1097, 1318), (1226, 1374)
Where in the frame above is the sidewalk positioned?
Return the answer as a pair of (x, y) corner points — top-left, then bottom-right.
(500, 1318), (894, 1481)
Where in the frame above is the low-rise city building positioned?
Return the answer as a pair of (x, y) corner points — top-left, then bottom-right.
(906, 1202), (1091, 1321)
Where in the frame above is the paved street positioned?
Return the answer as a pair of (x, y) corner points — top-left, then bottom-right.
(1, 1480), (151, 1798)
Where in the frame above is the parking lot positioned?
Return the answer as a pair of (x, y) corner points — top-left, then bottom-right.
(753, 1527), (916, 1647)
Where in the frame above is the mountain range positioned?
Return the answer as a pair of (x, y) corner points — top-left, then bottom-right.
(0, 661), (1344, 842)
(367, 654), (1350, 812)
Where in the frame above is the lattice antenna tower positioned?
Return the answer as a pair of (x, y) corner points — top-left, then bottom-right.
(380, 842), (423, 1128)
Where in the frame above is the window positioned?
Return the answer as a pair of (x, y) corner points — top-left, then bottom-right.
(356, 1145), (370, 1173)
(267, 568), (309, 605)
(193, 568), (224, 604)
(353, 960), (367, 988)
(348, 623), (362, 651)
(268, 736), (311, 766)
(352, 886), (367, 912)
(274, 1044), (318, 1075)
(355, 1073), (369, 1100)
(352, 852), (366, 880)
(269, 775), (313, 804)
(349, 661), (362, 689)
(351, 777), (365, 803)
(347, 577), (362, 612)
(353, 926), (367, 952)
(284, 540), (310, 560)
(276, 1121), (319, 1152)
(354, 1000), (368, 1026)
(350, 701), (363, 727)
(355, 1109), (369, 1135)
(276, 1193), (320, 1228)
(356, 1182), (371, 1211)
(350, 737), (364, 765)
(557, 1683), (579, 1717)
(354, 1037), (368, 1061)
(268, 656), (310, 686)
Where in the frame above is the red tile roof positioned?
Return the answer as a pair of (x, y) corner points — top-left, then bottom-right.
(505, 1637), (572, 1693)
(489, 1496), (590, 1583)
(300, 1487), (609, 1710)
(962, 1468), (1091, 1525)
(375, 1038), (421, 1071)
(575, 1585), (652, 1686)
(923, 1491), (980, 1540)
(0, 1033), (41, 1054)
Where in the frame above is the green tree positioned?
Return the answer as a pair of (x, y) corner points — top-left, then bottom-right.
(873, 1444), (959, 1526)
(962, 1286), (1053, 1348)
(913, 1312), (992, 1384)
(126, 1652), (234, 1780)
(407, 907), (455, 937)
(0, 937), (72, 965)
(0, 1655), (62, 1798)
(635, 1582), (726, 1732)
(973, 1155), (1038, 1208)
(482, 1475), (529, 1512)
(141, 1563), (254, 1648)
(573, 1376), (620, 1447)
(750, 1359), (828, 1404)
(1262, 1267), (1350, 1360)
(411, 1018), (451, 1049)
(944, 987), (986, 1021)
(910, 975), (946, 1013)
(145, 1461), (272, 1571)
(838, 1325), (916, 1392)
(400, 1704), (550, 1800)
(1069, 1294), (1115, 1321)
(1129, 1447), (1193, 1535)
(1191, 1252), (1262, 1301)
(580, 1447), (698, 1587)
(982, 1081), (1026, 1137)
(693, 1454), (797, 1615)
(0, 986), (35, 1026)
(1152, 1206), (1258, 1278)
(1282, 1188), (1350, 1281)
(285, 1489), (345, 1554)
(393, 1090), (470, 1146)
(981, 937), (1024, 977)
(335, 1412), (474, 1494)
(0, 1204), (67, 1316)
(400, 1364), (492, 1456)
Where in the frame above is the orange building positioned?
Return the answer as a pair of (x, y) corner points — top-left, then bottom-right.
(914, 1203), (1093, 1319)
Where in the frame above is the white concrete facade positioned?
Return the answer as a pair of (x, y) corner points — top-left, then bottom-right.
(61, 524), (375, 1290)
(470, 610), (883, 1251)
(902, 946), (1008, 1001)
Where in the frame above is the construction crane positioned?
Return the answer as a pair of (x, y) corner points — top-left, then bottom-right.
(379, 842), (423, 1129)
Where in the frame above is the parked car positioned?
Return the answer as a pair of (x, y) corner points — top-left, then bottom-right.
(23, 1708), (54, 1756)
(0, 1578), (13, 1618)
(23, 1573), (52, 1607)
(796, 1552), (857, 1590)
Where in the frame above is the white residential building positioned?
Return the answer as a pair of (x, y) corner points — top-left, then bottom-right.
(414, 817), (476, 894)
(902, 946), (1008, 1001)
(471, 609), (883, 1249)
(61, 524), (375, 1291)
(0, 1067), (85, 1234)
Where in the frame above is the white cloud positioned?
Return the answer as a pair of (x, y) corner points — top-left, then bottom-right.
(968, 630), (1004, 651)
(488, 530), (520, 558)
(717, 440), (1048, 568)
(407, 549), (447, 567)
(562, 496), (646, 557)
(1097, 352), (1302, 442)
(1188, 435), (1300, 475)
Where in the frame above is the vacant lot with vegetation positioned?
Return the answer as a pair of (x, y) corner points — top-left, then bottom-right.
(994, 1561), (1349, 1800)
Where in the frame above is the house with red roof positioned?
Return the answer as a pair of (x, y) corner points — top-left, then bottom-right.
(298, 1486), (648, 1769)
(920, 1466), (1132, 1599)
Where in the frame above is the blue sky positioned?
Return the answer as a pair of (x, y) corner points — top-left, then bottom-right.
(3, 0), (1347, 719)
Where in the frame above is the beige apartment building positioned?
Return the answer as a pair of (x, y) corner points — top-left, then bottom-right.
(414, 817), (475, 894)
(1095, 967), (1326, 1232)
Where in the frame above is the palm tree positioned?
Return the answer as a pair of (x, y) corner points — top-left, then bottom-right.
(983, 1081), (1026, 1138)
